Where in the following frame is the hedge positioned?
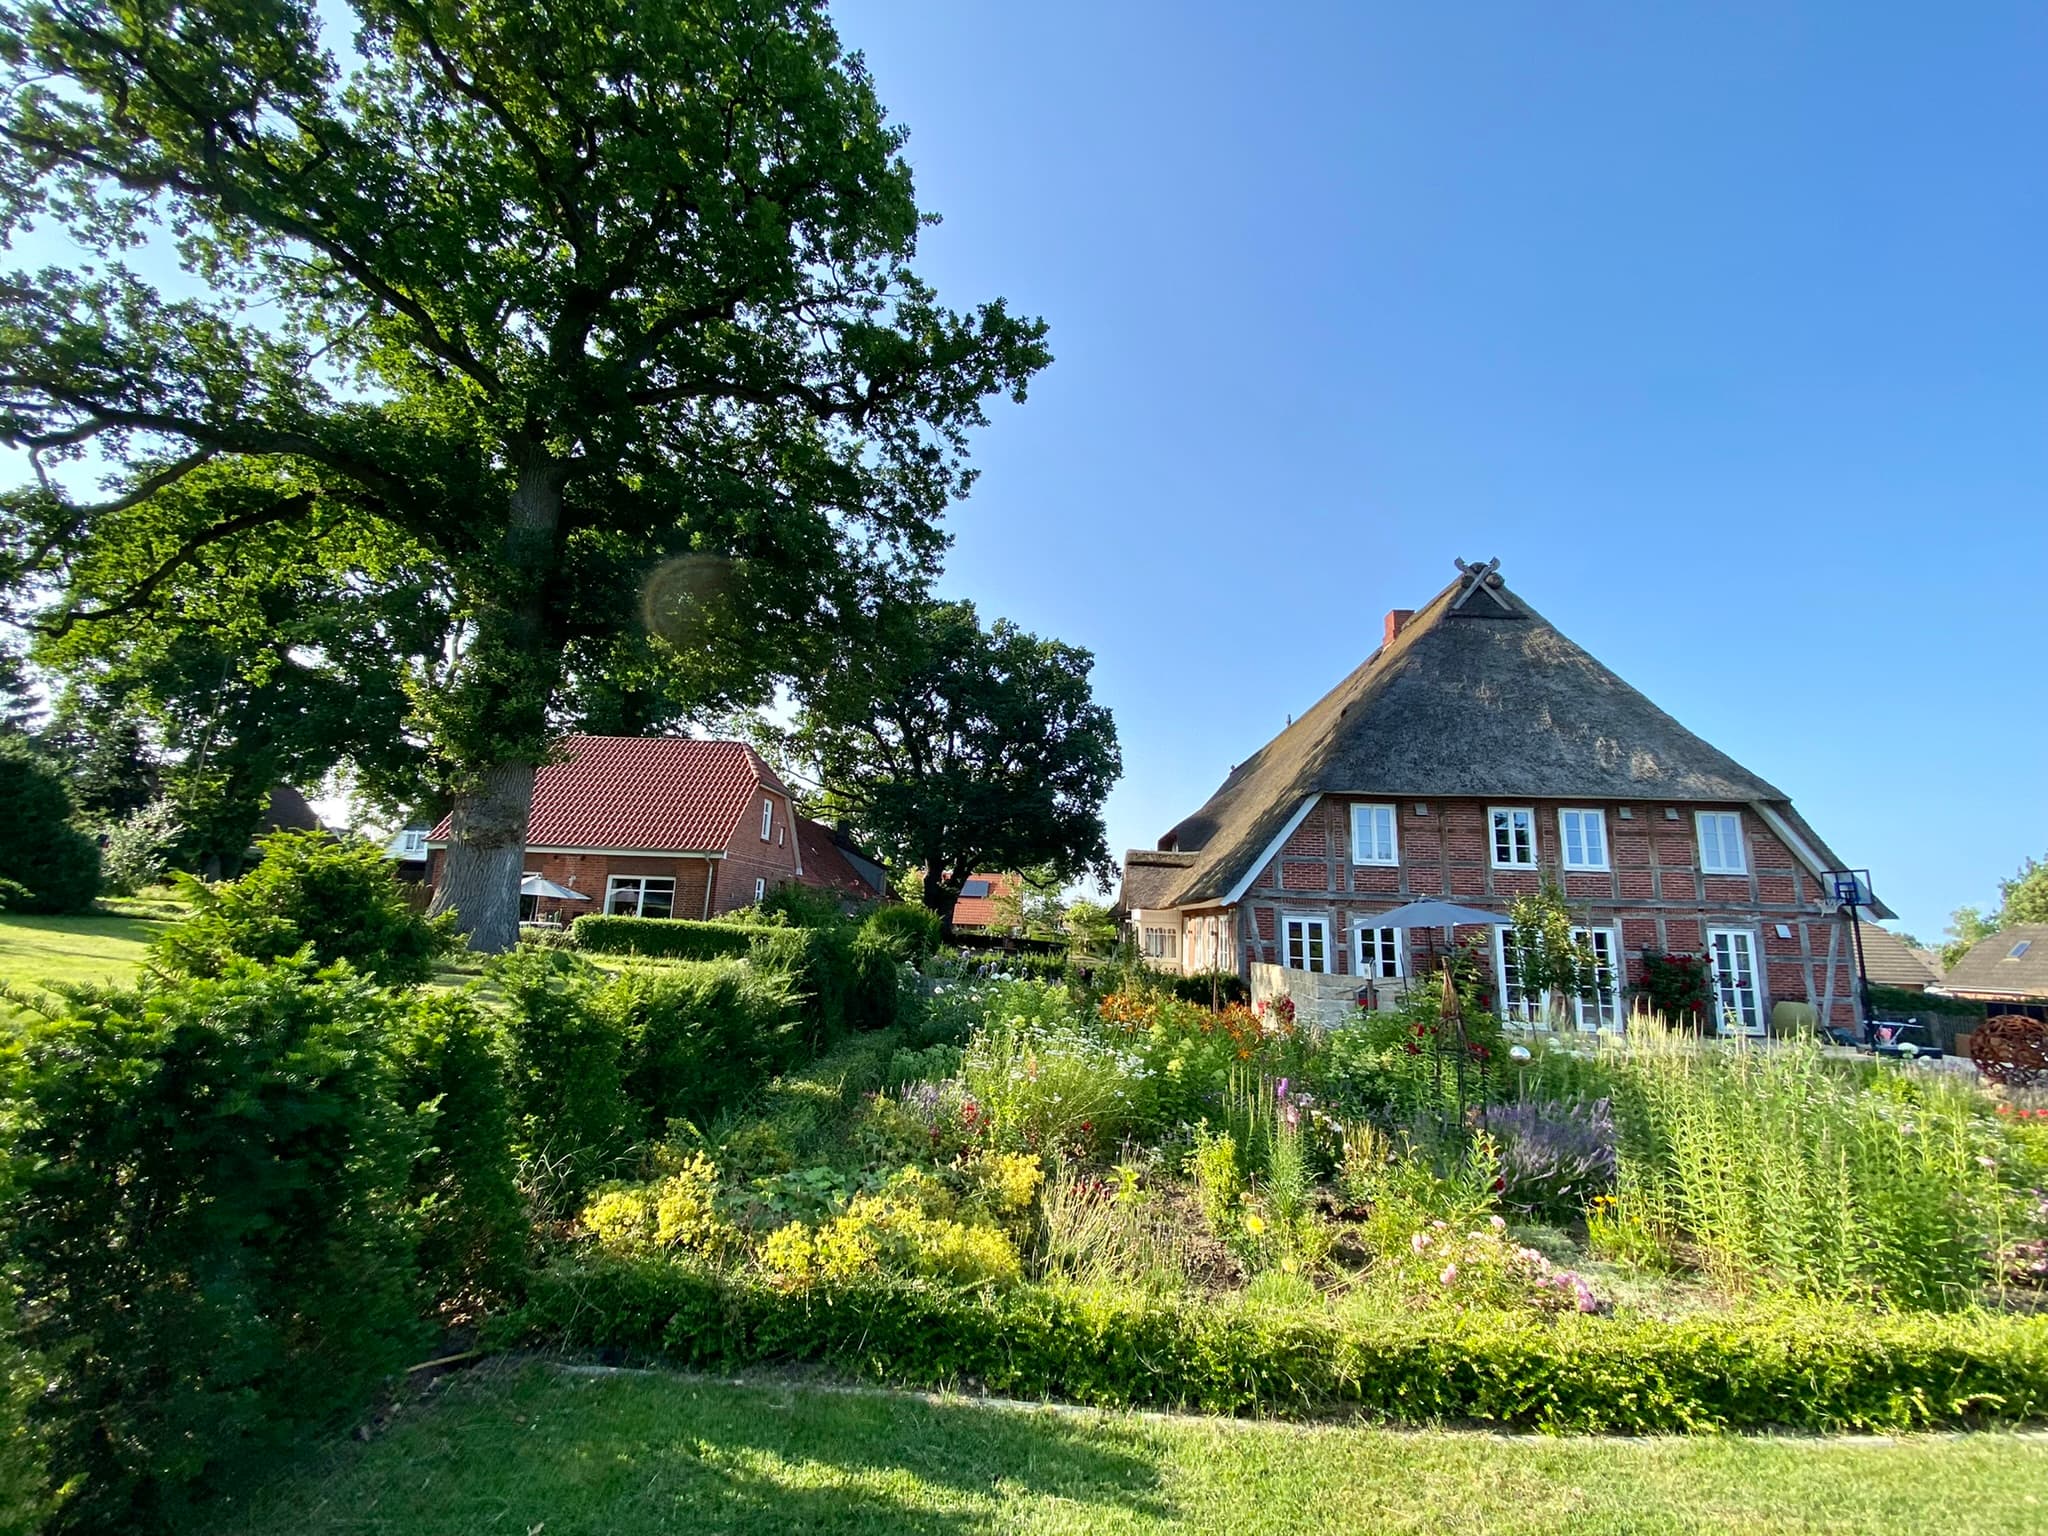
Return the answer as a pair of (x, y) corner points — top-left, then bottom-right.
(507, 1258), (2048, 1432)
(570, 915), (760, 960)
(1866, 983), (1984, 1020)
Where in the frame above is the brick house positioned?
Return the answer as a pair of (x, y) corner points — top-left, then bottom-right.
(425, 735), (882, 924)
(1117, 560), (1892, 1033)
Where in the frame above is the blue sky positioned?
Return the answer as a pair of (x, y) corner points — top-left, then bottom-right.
(828, 0), (2048, 944)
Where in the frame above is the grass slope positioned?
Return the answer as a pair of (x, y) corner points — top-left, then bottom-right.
(0, 911), (164, 995)
(193, 1362), (2048, 1536)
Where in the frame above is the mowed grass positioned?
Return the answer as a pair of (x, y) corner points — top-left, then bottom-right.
(192, 1362), (2048, 1536)
(0, 910), (165, 997)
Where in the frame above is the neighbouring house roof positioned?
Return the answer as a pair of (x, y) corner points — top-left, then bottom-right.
(950, 873), (1015, 930)
(1939, 924), (2048, 1002)
(1117, 849), (1196, 915)
(1912, 947), (1946, 978)
(796, 816), (886, 901)
(1856, 925), (1941, 989)
(260, 784), (324, 836)
(1150, 562), (1888, 916)
(427, 736), (789, 853)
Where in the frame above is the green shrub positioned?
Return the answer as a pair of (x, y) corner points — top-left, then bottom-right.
(569, 915), (757, 960)
(391, 993), (527, 1303)
(1167, 970), (1251, 1006)
(752, 881), (857, 930)
(1866, 983), (1982, 1020)
(0, 958), (425, 1531)
(508, 1257), (2048, 1430)
(490, 947), (630, 1208)
(600, 959), (802, 1131)
(848, 929), (905, 1032)
(0, 737), (100, 914)
(749, 923), (857, 1043)
(154, 830), (455, 985)
(862, 903), (942, 963)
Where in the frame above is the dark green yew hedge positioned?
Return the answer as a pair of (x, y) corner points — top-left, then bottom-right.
(509, 1256), (2048, 1432)
(569, 915), (761, 960)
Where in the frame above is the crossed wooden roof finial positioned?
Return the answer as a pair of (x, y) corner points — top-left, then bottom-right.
(1451, 556), (1512, 611)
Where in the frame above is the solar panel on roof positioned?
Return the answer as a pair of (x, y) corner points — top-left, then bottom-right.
(960, 879), (991, 899)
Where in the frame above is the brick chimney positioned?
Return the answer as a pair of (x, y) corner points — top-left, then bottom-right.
(1383, 609), (1415, 647)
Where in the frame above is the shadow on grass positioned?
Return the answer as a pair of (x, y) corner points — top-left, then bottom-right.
(188, 1359), (1169, 1536)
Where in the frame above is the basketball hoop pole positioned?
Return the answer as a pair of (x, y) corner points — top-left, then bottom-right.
(1827, 869), (1877, 1042)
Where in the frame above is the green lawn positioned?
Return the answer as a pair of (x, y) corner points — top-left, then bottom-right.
(0, 910), (165, 997)
(191, 1362), (2048, 1536)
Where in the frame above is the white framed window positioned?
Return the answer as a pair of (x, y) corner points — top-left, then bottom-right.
(605, 875), (677, 919)
(1282, 914), (1329, 974)
(761, 797), (774, 840)
(1558, 808), (1608, 871)
(1354, 923), (1402, 979)
(397, 828), (428, 856)
(1489, 806), (1537, 868)
(1493, 928), (1540, 1024)
(753, 877), (766, 903)
(1142, 926), (1179, 961)
(1350, 803), (1398, 866)
(1707, 927), (1765, 1035)
(1696, 811), (1746, 874)
(1571, 925), (1622, 1031)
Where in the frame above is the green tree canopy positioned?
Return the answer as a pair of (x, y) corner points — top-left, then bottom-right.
(790, 598), (1119, 929)
(0, 733), (99, 911)
(0, 0), (1049, 948)
(1941, 853), (2048, 968)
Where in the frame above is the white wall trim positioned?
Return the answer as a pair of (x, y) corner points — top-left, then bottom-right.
(1219, 795), (1321, 908)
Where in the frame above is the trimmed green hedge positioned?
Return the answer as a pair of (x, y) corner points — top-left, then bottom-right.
(1867, 983), (1983, 1020)
(570, 915), (760, 960)
(507, 1258), (2048, 1432)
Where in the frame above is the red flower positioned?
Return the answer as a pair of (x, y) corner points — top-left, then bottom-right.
(1404, 1042), (1420, 1055)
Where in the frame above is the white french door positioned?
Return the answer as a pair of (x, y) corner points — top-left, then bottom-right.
(1283, 914), (1329, 973)
(1571, 926), (1622, 1032)
(1707, 928), (1765, 1036)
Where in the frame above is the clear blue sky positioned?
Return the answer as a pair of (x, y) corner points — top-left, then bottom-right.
(829, 0), (2047, 944)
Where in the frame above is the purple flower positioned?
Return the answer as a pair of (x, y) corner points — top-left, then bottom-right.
(1275, 1077), (1290, 1101)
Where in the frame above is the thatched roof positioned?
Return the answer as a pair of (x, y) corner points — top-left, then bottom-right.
(1152, 563), (1875, 911)
(1116, 849), (1195, 915)
(1940, 924), (2048, 1001)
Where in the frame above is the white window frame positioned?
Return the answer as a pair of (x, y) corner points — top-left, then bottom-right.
(753, 877), (767, 903)
(1142, 926), (1179, 961)
(1706, 926), (1766, 1035)
(1696, 810), (1747, 874)
(604, 875), (677, 919)
(1350, 802), (1399, 866)
(761, 797), (774, 841)
(1493, 927), (1540, 1024)
(1489, 806), (1537, 868)
(1558, 808), (1609, 871)
(1282, 913), (1330, 974)
(1571, 925), (1623, 1031)
(397, 828), (428, 856)
(1353, 921), (1403, 979)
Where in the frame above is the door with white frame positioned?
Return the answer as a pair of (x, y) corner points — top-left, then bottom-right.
(1570, 925), (1623, 1032)
(1706, 927), (1766, 1036)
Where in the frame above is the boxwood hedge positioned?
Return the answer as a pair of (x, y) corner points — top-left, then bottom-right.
(508, 1257), (2048, 1432)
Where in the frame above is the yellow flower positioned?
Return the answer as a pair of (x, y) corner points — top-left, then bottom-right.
(1244, 1213), (1267, 1236)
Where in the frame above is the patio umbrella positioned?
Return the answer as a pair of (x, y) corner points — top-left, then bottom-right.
(519, 875), (590, 902)
(1366, 898), (1505, 930)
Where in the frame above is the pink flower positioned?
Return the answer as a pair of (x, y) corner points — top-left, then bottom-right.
(1439, 1263), (1459, 1286)
(1411, 1232), (1431, 1254)
(1488, 1215), (1506, 1233)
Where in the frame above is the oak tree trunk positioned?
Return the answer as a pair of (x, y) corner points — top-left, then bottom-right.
(427, 442), (564, 954)
(923, 864), (963, 934)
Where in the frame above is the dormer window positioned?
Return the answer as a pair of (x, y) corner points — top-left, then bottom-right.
(1696, 811), (1746, 874)
(1489, 807), (1536, 868)
(761, 797), (773, 840)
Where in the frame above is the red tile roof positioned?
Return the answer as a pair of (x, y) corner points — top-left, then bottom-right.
(949, 873), (1015, 931)
(795, 816), (885, 900)
(429, 736), (789, 853)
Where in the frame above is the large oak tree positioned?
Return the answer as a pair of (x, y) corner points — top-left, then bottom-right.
(790, 598), (1120, 930)
(0, 0), (1048, 947)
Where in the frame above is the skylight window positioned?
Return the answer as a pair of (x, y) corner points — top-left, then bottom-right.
(2009, 940), (2033, 960)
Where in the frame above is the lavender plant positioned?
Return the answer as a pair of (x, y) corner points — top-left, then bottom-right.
(1487, 1097), (1617, 1221)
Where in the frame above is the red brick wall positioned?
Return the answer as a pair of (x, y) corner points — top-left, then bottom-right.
(1232, 795), (1862, 1026)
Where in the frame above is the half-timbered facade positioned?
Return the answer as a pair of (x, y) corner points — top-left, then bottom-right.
(1117, 560), (1890, 1031)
